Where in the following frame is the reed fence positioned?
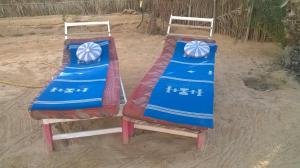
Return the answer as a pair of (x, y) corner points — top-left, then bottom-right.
(0, 0), (140, 16)
(0, 0), (278, 41)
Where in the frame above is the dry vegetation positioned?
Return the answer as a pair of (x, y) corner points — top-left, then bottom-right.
(0, 0), (139, 16)
(0, 0), (284, 41)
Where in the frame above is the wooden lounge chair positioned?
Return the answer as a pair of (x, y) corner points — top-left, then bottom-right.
(29, 21), (126, 151)
(122, 15), (216, 150)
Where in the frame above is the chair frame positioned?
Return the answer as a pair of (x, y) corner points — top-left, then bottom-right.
(167, 15), (214, 39)
(122, 15), (214, 150)
(42, 21), (126, 152)
(64, 21), (111, 39)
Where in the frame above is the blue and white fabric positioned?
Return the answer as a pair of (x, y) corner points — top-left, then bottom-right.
(76, 42), (102, 63)
(184, 40), (210, 58)
(144, 41), (217, 128)
(31, 40), (110, 110)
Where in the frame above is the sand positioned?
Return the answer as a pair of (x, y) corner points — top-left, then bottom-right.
(0, 14), (299, 168)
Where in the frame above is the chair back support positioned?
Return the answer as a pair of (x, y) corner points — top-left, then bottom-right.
(167, 15), (214, 39)
(64, 21), (111, 39)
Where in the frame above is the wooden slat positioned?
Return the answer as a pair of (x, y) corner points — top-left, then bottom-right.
(134, 123), (198, 138)
(65, 21), (110, 27)
(168, 33), (212, 39)
(65, 32), (108, 36)
(43, 117), (102, 124)
(170, 23), (212, 30)
(52, 127), (122, 140)
(171, 16), (214, 22)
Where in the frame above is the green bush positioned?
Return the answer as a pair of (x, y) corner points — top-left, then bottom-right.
(250, 0), (287, 45)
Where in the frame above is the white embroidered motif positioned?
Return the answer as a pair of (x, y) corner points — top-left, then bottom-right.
(166, 86), (172, 93)
(82, 88), (88, 92)
(187, 70), (195, 74)
(64, 88), (75, 93)
(179, 88), (189, 95)
(166, 85), (203, 96)
(50, 87), (89, 93)
(50, 87), (58, 92)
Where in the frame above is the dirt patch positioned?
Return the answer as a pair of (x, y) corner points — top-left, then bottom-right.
(244, 76), (279, 91)
(12, 33), (24, 37)
(243, 71), (288, 91)
(39, 26), (55, 29)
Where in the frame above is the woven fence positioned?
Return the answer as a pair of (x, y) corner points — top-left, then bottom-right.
(0, 0), (278, 41)
(149, 0), (271, 41)
(0, 0), (140, 16)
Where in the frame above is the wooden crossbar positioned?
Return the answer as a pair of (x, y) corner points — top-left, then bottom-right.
(134, 123), (198, 138)
(171, 16), (213, 22)
(168, 33), (211, 39)
(170, 24), (212, 30)
(53, 127), (122, 140)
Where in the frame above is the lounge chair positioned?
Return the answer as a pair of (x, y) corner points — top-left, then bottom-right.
(29, 21), (126, 151)
(122, 15), (217, 150)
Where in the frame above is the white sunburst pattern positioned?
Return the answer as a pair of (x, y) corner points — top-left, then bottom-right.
(76, 42), (102, 63)
(184, 41), (210, 58)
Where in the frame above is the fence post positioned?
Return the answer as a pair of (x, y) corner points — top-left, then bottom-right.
(213, 0), (216, 33)
(245, 0), (254, 41)
(188, 0), (192, 25)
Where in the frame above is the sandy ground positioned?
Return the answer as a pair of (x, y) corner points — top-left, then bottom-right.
(0, 14), (300, 168)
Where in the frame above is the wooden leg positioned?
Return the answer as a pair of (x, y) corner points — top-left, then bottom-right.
(43, 124), (53, 152)
(128, 122), (134, 137)
(122, 119), (129, 144)
(197, 132), (206, 151)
